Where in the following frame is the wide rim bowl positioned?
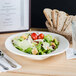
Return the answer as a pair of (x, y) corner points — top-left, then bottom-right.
(5, 31), (69, 60)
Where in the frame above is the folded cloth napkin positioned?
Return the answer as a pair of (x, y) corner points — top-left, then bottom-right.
(0, 52), (21, 72)
(66, 48), (76, 59)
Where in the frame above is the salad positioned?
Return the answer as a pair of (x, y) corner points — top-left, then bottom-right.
(12, 33), (59, 55)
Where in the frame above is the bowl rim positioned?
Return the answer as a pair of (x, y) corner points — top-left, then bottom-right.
(5, 31), (69, 57)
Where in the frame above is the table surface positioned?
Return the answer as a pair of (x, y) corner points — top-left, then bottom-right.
(0, 28), (76, 76)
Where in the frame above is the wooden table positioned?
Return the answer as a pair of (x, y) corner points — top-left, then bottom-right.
(0, 28), (76, 76)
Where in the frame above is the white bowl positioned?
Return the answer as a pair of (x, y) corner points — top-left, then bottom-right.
(5, 31), (69, 60)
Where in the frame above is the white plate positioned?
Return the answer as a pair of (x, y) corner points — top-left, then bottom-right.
(5, 31), (69, 60)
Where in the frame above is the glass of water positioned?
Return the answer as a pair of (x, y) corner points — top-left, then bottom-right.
(72, 21), (76, 55)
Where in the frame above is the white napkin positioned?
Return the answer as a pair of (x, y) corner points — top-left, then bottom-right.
(66, 48), (76, 59)
(0, 52), (22, 72)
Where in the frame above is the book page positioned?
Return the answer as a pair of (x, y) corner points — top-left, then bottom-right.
(0, 0), (29, 32)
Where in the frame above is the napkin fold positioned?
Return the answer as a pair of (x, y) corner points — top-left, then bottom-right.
(66, 48), (76, 59)
(0, 52), (21, 72)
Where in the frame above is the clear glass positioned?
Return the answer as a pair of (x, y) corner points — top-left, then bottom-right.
(72, 21), (76, 54)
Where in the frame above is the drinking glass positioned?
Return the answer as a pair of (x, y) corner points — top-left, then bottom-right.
(72, 21), (76, 55)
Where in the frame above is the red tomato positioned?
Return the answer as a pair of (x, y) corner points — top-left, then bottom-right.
(37, 33), (44, 39)
(31, 33), (37, 40)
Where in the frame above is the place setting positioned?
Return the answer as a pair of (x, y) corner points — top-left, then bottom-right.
(0, 49), (21, 72)
(1, 8), (76, 72)
(0, 0), (76, 76)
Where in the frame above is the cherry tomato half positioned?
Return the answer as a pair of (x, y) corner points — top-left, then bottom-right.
(31, 33), (37, 40)
(37, 33), (44, 39)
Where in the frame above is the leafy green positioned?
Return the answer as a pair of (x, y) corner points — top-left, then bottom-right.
(38, 49), (44, 55)
(54, 38), (59, 45)
(44, 34), (53, 42)
(18, 40), (32, 50)
(36, 42), (42, 50)
(47, 49), (54, 54)
(24, 48), (32, 54)
(12, 33), (59, 55)
(13, 43), (23, 51)
(36, 42), (44, 55)
(18, 37), (24, 41)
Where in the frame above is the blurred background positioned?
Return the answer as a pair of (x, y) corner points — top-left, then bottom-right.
(31, 0), (76, 28)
